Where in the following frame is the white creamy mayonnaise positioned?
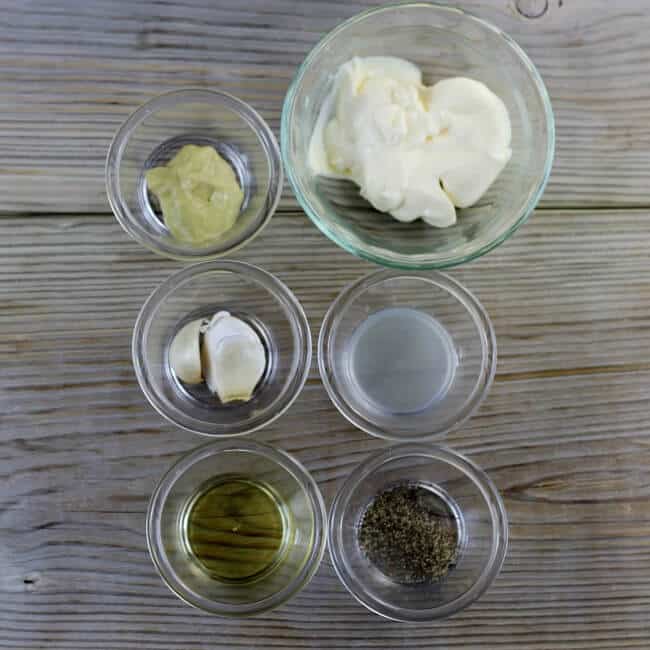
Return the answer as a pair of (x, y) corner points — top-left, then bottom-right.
(309, 57), (512, 227)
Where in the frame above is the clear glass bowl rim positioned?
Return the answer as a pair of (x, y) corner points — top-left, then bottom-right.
(146, 439), (328, 617)
(318, 268), (497, 441)
(132, 260), (312, 437)
(106, 88), (283, 261)
(280, 1), (555, 269)
(327, 443), (509, 621)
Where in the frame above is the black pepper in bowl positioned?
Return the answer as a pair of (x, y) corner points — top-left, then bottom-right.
(357, 483), (459, 584)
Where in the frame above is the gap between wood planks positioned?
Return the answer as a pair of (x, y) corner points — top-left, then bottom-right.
(4, 205), (650, 219)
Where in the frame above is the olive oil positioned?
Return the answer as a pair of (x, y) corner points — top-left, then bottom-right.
(182, 477), (288, 583)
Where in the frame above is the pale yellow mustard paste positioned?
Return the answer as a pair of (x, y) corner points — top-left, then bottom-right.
(146, 144), (244, 245)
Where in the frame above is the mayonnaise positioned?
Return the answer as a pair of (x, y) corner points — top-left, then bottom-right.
(309, 57), (512, 227)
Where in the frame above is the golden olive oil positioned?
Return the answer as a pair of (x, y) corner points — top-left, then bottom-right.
(182, 477), (287, 583)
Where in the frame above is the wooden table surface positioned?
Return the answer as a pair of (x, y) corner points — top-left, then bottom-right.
(2, 1), (650, 648)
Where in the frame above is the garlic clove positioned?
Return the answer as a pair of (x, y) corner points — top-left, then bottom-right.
(201, 312), (266, 403)
(203, 335), (266, 403)
(168, 319), (204, 384)
(205, 310), (259, 341)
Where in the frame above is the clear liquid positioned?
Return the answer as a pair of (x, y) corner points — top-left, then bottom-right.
(347, 307), (458, 414)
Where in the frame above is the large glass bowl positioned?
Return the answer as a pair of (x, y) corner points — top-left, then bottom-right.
(281, 3), (554, 269)
(132, 261), (311, 436)
(107, 89), (282, 261)
(147, 440), (326, 617)
(328, 444), (508, 621)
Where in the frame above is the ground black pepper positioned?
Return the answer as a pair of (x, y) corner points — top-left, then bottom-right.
(357, 483), (459, 584)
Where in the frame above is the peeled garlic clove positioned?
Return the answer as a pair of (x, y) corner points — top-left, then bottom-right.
(204, 336), (266, 403)
(204, 310), (257, 340)
(168, 319), (204, 384)
(201, 312), (266, 403)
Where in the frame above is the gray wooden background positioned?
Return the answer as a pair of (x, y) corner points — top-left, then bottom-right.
(2, 1), (650, 648)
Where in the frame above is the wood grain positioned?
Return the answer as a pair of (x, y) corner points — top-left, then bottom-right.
(3, 2), (650, 648)
(1, 209), (650, 649)
(2, 0), (650, 212)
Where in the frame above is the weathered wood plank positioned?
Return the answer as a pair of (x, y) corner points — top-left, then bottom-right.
(1, 0), (650, 212)
(1, 208), (650, 648)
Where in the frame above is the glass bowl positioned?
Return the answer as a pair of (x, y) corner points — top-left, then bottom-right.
(147, 440), (327, 617)
(319, 269), (496, 441)
(281, 2), (554, 269)
(328, 444), (508, 621)
(107, 89), (282, 261)
(133, 261), (311, 436)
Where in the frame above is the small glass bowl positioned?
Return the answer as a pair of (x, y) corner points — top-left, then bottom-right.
(147, 440), (327, 617)
(107, 89), (282, 261)
(133, 261), (311, 436)
(319, 269), (496, 441)
(281, 3), (554, 269)
(328, 444), (508, 621)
